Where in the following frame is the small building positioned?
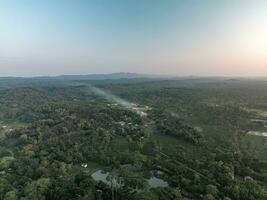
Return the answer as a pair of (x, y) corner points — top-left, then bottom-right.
(81, 163), (88, 168)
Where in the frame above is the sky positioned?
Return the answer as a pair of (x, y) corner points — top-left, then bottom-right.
(0, 0), (267, 77)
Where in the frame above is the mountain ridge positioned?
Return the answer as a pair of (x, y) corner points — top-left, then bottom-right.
(0, 72), (173, 80)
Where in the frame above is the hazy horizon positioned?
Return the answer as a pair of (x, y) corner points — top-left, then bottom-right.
(3, 72), (267, 79)
(1, 0), (267, 77)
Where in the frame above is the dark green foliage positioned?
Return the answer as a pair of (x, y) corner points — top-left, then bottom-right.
(0, 78), (266, 199)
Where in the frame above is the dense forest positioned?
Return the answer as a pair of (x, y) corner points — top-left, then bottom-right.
(0, 78), (267, 200)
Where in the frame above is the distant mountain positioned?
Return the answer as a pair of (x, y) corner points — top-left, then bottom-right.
(54, 73), (152, 80)
(0, 73), (170, 81)
(0, 73), (174, 86)
(0, 73), (247, 87)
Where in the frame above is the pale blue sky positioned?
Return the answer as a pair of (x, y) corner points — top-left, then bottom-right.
(0, 0), (266, 76)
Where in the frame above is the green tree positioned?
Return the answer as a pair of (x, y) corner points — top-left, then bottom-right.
(24, 178), (51, 200)
(4, 190), (18, 200)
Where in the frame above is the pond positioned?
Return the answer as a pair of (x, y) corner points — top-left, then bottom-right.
(148, 176), (168, 188)
(250, 119), (267, 122)
(91, 170), (169, 189)
(91, 170), (109, 184)
(247, 131), (267, 137)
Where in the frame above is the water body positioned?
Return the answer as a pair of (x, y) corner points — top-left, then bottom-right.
(91, 170), (122, 188)
(250, 119), (267, 123)
(91, 170), (168, 188)
(91, 170), (109, 184)
(247, 131), (267, 137)
(148, 176), (169, 188)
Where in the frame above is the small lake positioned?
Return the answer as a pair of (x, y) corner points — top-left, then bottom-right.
(247, 131), (267, 137)
(148, 176), (168, 188)
(91, 170), (169, 188)
(250, 119), (267, 123)
(91, 170), (109, 184)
